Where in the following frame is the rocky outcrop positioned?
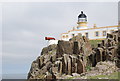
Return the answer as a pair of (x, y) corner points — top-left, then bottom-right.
(27, 31), (120, 80)
(88, 30), (120, 67)
(116, 30), (120, 68)
(62, 61), (118, 79)
(27, 33), (92, 79)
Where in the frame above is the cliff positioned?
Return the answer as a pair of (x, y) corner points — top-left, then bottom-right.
(27, 31), (120, 79)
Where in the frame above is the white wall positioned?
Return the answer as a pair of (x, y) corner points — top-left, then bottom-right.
(61, 27), (118, 40)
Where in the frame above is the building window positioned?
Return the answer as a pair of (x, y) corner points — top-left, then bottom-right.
(62, 35), (65, 38)
(85, 32), (88, 38)
(95, 31), (99, 37)
(72, 34), (75, 37)
(111, 30), (114, 33)
(103, 31), (106, 36)
(66, 35), (68, 38)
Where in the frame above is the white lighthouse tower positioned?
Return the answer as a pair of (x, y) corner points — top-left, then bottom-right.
(77, 11), (88, 29)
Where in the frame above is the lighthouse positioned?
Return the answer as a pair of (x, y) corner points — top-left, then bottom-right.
(77, 11), (88, 29)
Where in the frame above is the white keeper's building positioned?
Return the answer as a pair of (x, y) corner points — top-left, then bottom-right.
(61, 11), (120, 41)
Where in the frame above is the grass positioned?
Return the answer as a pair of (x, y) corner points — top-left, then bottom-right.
(90, 40), (102, 48)
(66, 72), (119, 79)
(87, 72), (118, 79)
(86, 65), (92, 71)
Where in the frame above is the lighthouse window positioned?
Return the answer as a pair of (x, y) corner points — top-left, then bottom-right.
(95, 31), (99, 37)
(85, 32), (88, 38)
(103, 31), (106, 36)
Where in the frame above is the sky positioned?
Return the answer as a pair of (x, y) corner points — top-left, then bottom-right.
(0, 3), (2, 80)
(1, 2), (118, 79)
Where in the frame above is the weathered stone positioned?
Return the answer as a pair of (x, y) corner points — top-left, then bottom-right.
(75, 63), (78, 73)
(31, 61), (39, 69)
(46, 72), (56, 80)
(39, 56), (44, 68)
(70, 33), (83, 42)
(107, 33), (113, 38)
(116, 60), (120, 68)
(70, 55), (77, 73)
(68, 56), (72, 75)
(116, 42), (120, 68)
(56, 40), (73, 57)
(83, 36), (89, 42)
(51, 67), (58, 74)
(73, 41), (80, 54)
(63, 54), (69, 74)
(39, 61), (52, 75)
(101, 40), (105, 46)
(94, 48), (101, 63)
(59, 61), (63, 75)
(44, 54), (51, 63)
(89, 52), (97, 67)
(77, 59), (85, 74)
(102, 50), (106, 61)
(51, 54), (56, 62)
(83, 42), (92, 56)
(28, 30), (120, 79)
(88, 30), (120, 68)
(72, 73), (80, 76)
(41, 44), (57, 55)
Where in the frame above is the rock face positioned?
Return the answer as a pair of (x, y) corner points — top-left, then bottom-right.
(27, 33), (92, 79)
(88, 30), (120, 67)
(116, 30), (120, 68)
(28, 31), (120, 79)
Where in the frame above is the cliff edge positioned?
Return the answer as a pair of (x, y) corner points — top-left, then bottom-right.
(27, 31), (120, 79)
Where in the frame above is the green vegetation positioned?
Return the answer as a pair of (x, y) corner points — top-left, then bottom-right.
(86, 65), (92, 71)
(66, 72), (119, 79)
(90, 40), (102, 48)
(87, 72), (118, 79)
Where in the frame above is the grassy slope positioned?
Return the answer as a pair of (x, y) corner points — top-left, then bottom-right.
(90, 40), (102, 48)
(66, 72), (119, 79)
(87, 72), (118, 79)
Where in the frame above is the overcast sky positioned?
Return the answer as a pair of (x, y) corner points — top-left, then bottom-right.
(2, 2), (118, 78)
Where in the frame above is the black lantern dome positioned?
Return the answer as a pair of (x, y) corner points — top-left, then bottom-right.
(78, 11), (87, 22)
(78, 11), (87, 18)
